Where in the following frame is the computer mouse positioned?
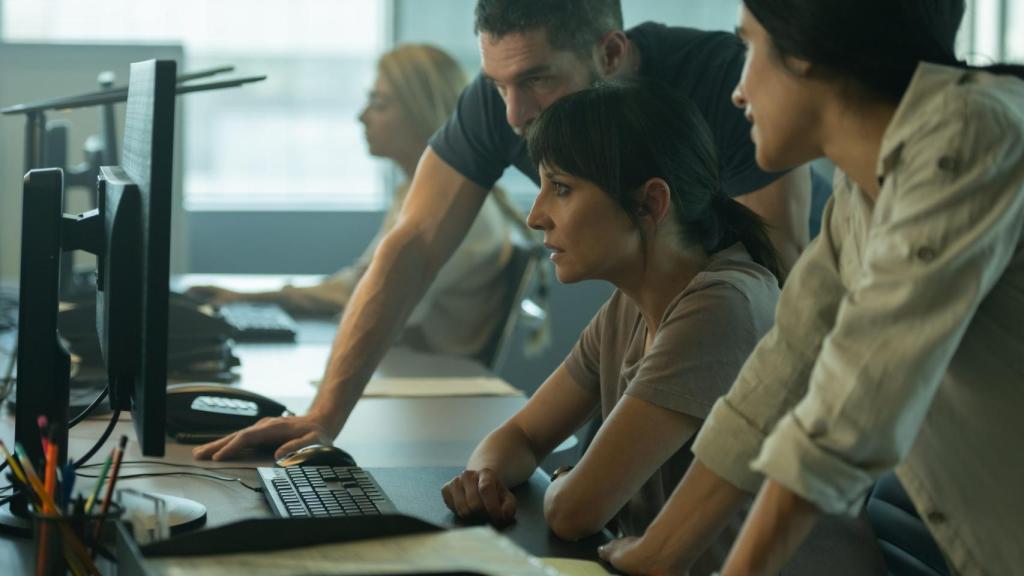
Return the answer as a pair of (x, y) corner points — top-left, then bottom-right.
(274, 444), (356, 468)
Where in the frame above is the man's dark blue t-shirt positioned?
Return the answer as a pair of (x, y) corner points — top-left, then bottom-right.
(429, 22), (781, 198)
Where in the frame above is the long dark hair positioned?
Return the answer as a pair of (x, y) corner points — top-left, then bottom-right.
(526, 80), (781, 282)
(742, 0), (1024, 102)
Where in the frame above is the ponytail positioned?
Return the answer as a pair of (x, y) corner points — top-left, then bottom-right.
(708, 194), (781, 284)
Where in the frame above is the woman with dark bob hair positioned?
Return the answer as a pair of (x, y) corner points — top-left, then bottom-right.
(439, 79), (781, 571)
(600, 1), (1024, 574)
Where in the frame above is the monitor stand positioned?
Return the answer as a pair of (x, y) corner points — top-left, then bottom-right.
(0, 493), (206, 537)
(118, 492), (207, 537)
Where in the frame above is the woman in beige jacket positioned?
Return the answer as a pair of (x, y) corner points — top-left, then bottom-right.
(600, 1), (1024, 575)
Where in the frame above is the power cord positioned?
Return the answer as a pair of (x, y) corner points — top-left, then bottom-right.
(78, 460), (259, 472)
(0, 385), (111, 487)
(72, 409), (120, 469)
(67, 386), (109, 428)
(3, 460), (261, 512)
(76, 460), (262, 492)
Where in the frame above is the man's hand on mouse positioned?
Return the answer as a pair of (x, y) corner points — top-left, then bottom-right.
(192, 414), (333, 461)
(441, 468), (517, 525)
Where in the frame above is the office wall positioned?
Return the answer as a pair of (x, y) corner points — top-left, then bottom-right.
(0, 43), (188, 283)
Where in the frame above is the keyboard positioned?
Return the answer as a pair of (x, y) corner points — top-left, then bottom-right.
(258, 466), (397, 518)
(218, 302), (298, 342)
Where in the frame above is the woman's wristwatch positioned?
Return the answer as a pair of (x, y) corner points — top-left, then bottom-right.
(550, 465), (574, 481)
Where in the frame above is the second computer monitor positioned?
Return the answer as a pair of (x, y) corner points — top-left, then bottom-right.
(100, 59), (177, 456)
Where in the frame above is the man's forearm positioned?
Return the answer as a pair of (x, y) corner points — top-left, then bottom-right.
(639, 460), (750, 571)
(307, 227), (437, 435)
(722, 479), (820, 576)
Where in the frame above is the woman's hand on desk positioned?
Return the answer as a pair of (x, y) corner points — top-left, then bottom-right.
(192, 414), (333, 461)
(441, 468), (517, 525)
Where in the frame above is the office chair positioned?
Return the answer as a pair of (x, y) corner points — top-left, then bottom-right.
(866, 472), (951, 576)
(474, 230), (545, 371)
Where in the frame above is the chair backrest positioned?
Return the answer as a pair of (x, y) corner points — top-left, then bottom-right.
(866, 472), (951, 576)
(474, 231), (543, 371)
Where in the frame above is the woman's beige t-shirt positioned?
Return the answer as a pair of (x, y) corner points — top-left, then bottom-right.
(563, 243), (779, 540)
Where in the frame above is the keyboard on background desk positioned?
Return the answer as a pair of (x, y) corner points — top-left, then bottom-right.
(259, 466), (397, 518)
(218, 302), (298, 342)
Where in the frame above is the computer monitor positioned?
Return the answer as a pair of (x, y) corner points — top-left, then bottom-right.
(10, 59), (176, 518)
(108, 59), (176, 456)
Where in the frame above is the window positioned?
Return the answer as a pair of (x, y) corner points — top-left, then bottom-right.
(3, 0), (392, 211)
(1008, 0), (1024, 62)
(963, 0), (1020, 64)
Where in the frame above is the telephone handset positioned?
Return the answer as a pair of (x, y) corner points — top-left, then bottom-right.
(166, 383), (290, 444)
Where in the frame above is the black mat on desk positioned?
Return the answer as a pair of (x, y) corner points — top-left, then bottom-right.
(137, 514), (440, 557)
(118, 515), (489, 576)
(369, 466), (610, 561)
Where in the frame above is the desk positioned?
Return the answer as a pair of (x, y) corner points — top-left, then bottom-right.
(0, 308), (603, 572)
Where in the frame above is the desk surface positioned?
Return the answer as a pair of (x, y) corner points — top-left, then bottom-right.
(0, 301), (600, 571)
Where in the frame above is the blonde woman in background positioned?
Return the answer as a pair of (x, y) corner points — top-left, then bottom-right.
(189, 44), (521, 358)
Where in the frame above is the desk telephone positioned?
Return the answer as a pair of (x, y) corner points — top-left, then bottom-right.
(166, 383), (290, 443)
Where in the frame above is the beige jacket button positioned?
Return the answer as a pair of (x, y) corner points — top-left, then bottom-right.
(937, 156), (958, 172)
(927, 511), (947, 524)
(916, 246), (937, 262)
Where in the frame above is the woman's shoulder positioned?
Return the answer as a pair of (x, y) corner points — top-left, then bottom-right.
(889, 64), (1024, 159)
(651, 245), (780, 338)
(689, 244), (781, 306)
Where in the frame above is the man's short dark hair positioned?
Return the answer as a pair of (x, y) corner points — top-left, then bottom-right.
(474, 0), (623, 56)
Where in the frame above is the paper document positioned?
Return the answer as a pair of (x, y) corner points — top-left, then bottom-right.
(147, 526), (560, 576)
(312, 376), (524, 398)
(540, 558), (611, 575)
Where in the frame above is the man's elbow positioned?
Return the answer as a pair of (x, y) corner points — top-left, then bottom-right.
(374, 222), (438, 281)
(544, 493), (607, 541)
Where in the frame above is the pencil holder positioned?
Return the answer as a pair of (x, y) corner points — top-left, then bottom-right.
(31, 502), (123, 576)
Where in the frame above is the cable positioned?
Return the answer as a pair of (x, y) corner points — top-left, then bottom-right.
(75, 469), (262, 493)
(78, 459), (258, 472)
(0, 483), (15, 508)
(79, 460), (262, 491)
(67, 385), (109, 428)
(72, 409), (120, 469)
